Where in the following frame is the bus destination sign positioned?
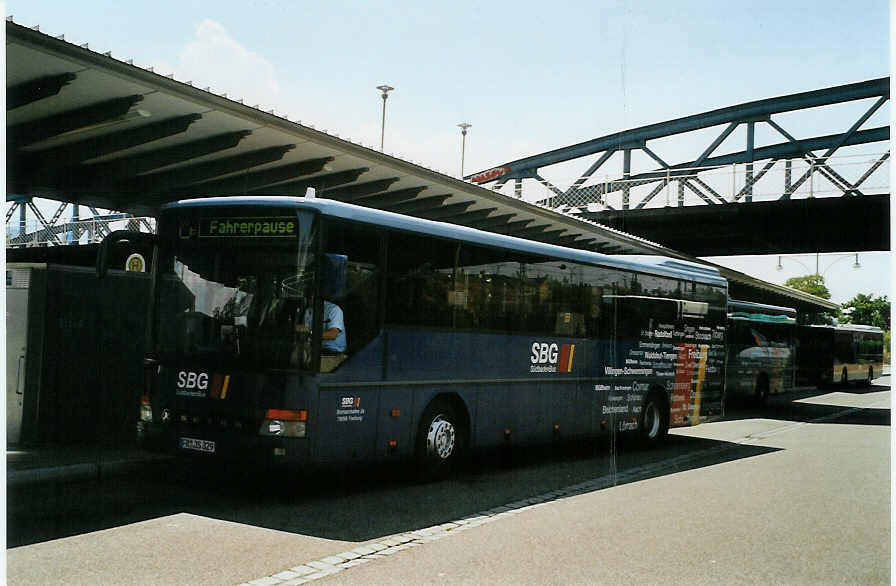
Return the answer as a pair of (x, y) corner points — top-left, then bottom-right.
(179, 216), (298, 239)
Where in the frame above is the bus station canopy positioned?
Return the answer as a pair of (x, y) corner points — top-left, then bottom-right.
(5, 20), (838, 314)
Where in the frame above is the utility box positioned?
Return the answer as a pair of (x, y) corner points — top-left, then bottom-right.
(6, 262), (150, 447)
(6, 265), (35, 445)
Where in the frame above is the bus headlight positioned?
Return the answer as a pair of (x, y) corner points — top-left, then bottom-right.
(258, 409), (307, 438)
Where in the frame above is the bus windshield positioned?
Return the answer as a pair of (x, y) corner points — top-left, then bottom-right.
(156, 208), (318, 371)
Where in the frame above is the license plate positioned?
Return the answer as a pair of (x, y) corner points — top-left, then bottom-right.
(179, 437), (216, 453)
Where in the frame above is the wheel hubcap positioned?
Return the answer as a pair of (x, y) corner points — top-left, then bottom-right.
(426, 415), (456, 460)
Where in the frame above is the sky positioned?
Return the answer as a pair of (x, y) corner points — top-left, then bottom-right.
(5, 0), (892, 304)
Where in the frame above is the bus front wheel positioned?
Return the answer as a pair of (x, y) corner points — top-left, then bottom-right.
(415, 398), (465, 480)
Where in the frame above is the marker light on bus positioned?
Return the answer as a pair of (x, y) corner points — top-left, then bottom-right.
(258, 409), (307, 438)
(140, 395), (153, 423)
(264, 409), (307, 421)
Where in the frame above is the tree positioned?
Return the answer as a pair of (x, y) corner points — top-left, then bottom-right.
(784, 274), (831, 300)
(840, 293), (890, 330)
(784, 274), (834, 325)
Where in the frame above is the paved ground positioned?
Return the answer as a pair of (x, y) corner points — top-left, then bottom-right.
(6, 379), (890, 585)
(317, 388), (890, 585)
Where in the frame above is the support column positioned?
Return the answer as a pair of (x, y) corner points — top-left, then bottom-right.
(745, 121), (755, 203)
(622, 149), (631, 210)
(784, 159), (792, 196)
(19, 199), (28, 238)
(72, 204), (80, 242)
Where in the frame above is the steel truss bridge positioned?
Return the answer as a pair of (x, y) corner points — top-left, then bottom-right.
(469, 78), (889, 256)
(6, 200), (154, 248)
(5, 19), (860, 314)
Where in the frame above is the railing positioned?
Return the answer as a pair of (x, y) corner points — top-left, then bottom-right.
(6, 216), (156, 248)
(489, 152), (890, 212)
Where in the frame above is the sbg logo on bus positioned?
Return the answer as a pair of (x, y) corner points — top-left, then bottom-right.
(177, 371), (209, 390)
(530, 342), (576, 373)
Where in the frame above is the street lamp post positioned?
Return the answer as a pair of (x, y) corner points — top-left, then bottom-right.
(376, 85), (394, 151)
(457, 123), (471, 178)
(776, 252), (862, 277)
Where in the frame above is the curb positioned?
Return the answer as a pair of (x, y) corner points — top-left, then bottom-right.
(7, 455), (175, 488)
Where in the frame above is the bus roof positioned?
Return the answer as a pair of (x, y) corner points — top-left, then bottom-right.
(162, 196), (728, 286)
(728, 313), (796, 324)
(728, 299), (797, 318)
(802, 324), (884, 333)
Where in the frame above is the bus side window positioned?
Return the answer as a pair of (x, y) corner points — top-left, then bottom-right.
(323, 220), (382, 355)
(385, 232), (456, 330)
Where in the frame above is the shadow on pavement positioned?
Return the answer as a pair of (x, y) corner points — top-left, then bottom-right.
(723, 380), (890, 427)
(8, 432), (778, 547)
(11, 380), (887, 547)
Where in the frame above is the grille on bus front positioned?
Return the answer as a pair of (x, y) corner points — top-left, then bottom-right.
(175, 411), (254, 434)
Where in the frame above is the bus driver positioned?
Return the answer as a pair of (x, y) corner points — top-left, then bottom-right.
(295, 300), (346, 355)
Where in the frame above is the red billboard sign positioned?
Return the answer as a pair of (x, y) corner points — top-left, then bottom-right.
(470, 166), (511, 183)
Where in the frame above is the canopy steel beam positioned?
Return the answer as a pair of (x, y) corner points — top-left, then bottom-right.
(185, 156), (334, 196)
(382, 194), (452, 214)
(23, 114), (203, 167)
(82, 130), (253, 183)
(450, 207), (498, 226)
(492, 219), (535, 234)
(509, 224), (551, 238)
(8, 94), (145, 146)
(466, 213), (517, 230)
(9, 114), (206, 193)
(128, 144), (297, 197)
(533, 229), (568, 244)
(412, 201), (475, 220)
(353, 186), (428, 207)
(7, 72), (77, 109)
(250, 168), (370, 197)
(322, 178), (401, 200)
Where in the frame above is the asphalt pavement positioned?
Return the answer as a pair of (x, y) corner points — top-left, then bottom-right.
(6, 372), (890, 585)
(8, 365), (889, 490)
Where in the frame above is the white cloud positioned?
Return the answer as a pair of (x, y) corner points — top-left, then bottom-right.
(156, 19), (286, 114)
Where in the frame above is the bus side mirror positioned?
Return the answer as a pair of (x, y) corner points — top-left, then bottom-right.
(96, 230), (157, 279)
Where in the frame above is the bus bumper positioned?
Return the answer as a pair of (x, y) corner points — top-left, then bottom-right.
(145, 426), (312, 468)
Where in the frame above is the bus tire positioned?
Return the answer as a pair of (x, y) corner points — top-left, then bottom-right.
(415, 398), (465, 480)
(861, 366), (873, 388)
(754, 374), (770, 406)
(638, 391), (669, 448)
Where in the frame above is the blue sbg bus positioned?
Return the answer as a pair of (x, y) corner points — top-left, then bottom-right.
(99, 196), (728, 474)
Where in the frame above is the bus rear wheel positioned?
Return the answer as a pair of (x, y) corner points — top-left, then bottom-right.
(861, 366), (874, 388)
(415, 398), (465, 480)
(638, 392), (669, 448)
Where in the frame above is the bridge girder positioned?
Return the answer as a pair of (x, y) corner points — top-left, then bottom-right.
(469, 77), (889, 214)
(580, 194), (889, 256)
